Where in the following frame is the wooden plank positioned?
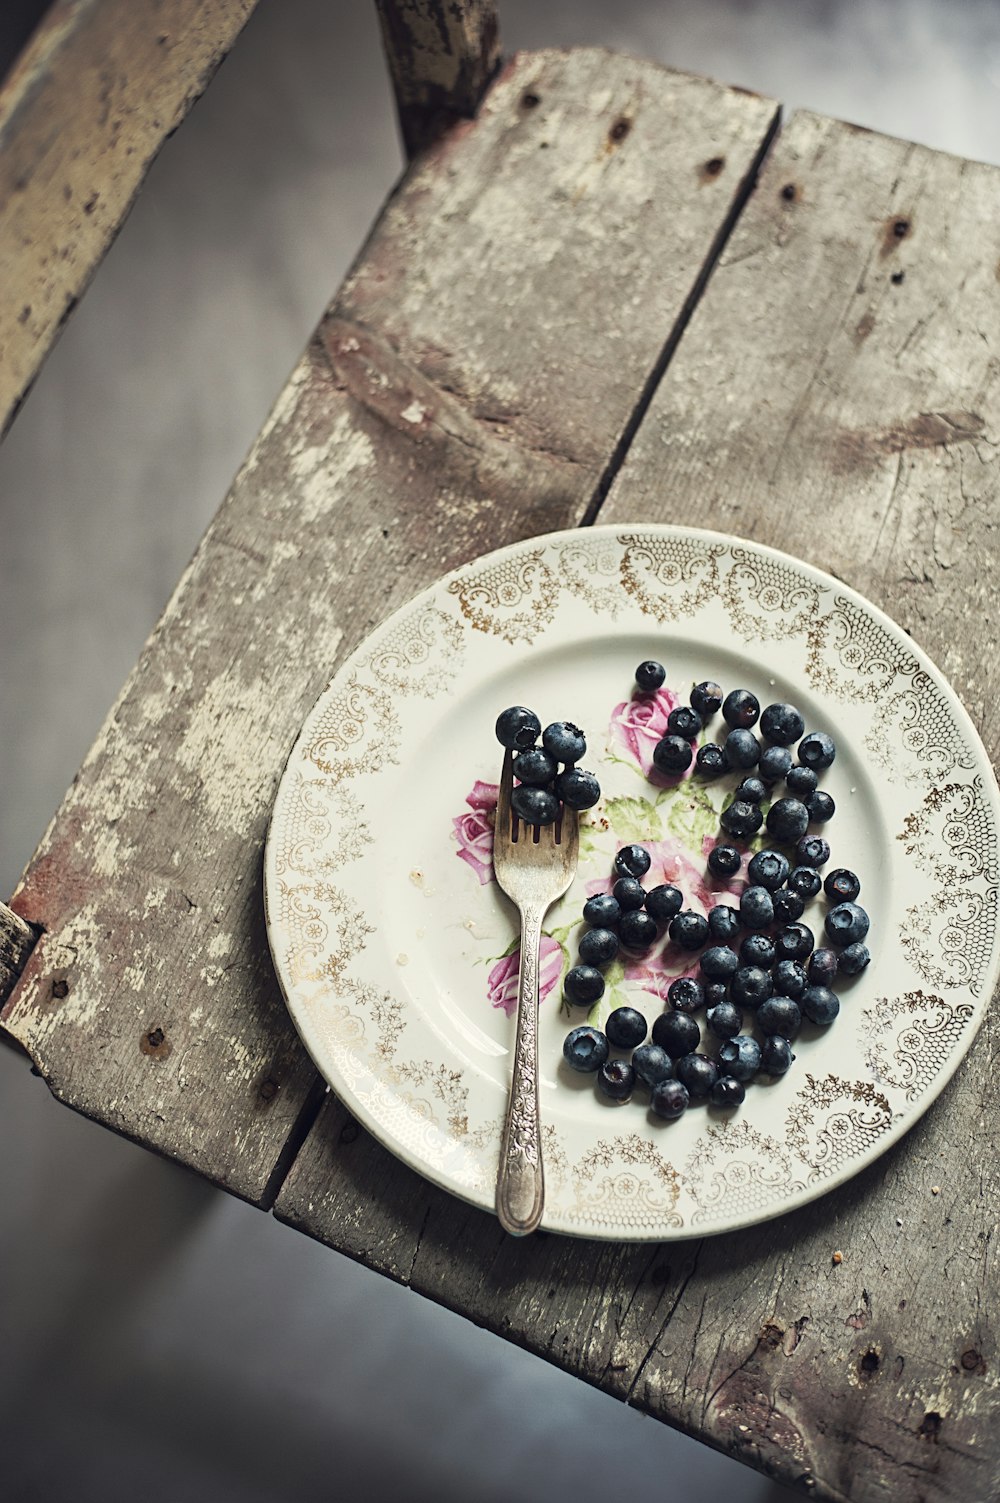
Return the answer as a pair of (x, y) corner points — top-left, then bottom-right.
(374, 0), (500, 157)
(276, 112), (1000, 1502)
(0, 900), (36, 1007)
(598, 112), (1000, 1500)
(0, 0), (260, 439)
(0, 51), (778, 1205)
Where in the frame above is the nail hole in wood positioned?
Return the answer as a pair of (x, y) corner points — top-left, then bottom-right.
(781, 182), (798, 202)
(521, 91), (541, 110)
(609, 116), (631, 143)
(140, 1026), (172, 1059)
(891, 270), (905, 285)
(919, 1411), (942, 1441)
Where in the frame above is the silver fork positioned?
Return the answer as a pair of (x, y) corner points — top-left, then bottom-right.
(492, 750), (579, 1236)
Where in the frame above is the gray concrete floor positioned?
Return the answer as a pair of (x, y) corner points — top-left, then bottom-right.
(2, 2), (998, 1499)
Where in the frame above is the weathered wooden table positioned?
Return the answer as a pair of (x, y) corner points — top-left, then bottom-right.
(2, 5), (998, 1499)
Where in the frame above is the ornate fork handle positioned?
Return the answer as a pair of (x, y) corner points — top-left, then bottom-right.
(495, 901), (545, 1235)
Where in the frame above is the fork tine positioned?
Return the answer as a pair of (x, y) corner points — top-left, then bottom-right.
(496, 749), (514, 847)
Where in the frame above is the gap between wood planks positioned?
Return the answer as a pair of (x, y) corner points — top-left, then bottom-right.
(581, 106), (783, 526)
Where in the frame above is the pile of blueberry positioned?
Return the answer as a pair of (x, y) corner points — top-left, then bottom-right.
(560, 666), (871, 1121)
(495, 706), (601, 824)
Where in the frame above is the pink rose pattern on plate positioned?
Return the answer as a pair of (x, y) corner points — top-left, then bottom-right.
(609, 686), (695, 786)
(487, 936), (564, 1018)
(452, 779), (499, 885)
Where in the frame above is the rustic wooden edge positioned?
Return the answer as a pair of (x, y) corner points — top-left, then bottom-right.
(373, 0), (500, 157)
(274, 105), (1000, 1503)
(1, 49), (778, 1202)
(0, 0), (261, 439)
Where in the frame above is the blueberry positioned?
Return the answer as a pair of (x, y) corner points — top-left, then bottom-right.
(597, 1058), (636, 1101)
(614, 843), (652, 879)
(690, 680), (723, 717)
(795, 835), (831, 869)
(632, 1043), (674, 1087)
(724, 728), (761, 770)
(773, 959), (807, 998)
(766, 797), (810, 843)
(731, 965), (773, 1008)
(578, 928), (619, 967)
(806, 791), (836, 823)
(619, 909), (658, 952)
(583, 893), (621, 929)
(735, 775), (767, 804)
(787, 865), (822, 899)
(773, 922), (814, 962)
(706, 999), (743, 1039)
(512, 746), (558, 786)
(807, 948), (839, 986)
(759, 745), (793, 785)
(495, 705), (541, 750)
(635, 660), (666, 692)
(708, 903), (741, 943)
(606, 1006), (648, 1049)
(824, 902), (870, 947)
(650, 1078), (690, 1120)
(563, 1025), (609, 1072)
(757, 995), (802, 1038)
(824, 868), (861, 904)
(798, 731), (836, 770)
(612, 876), (646, 912)
(839, 942), (871, 975)
(707, 845), (742, 879)
(700, 944), (740, 980)
(653, 735), (694, 774)
(723, 689), (760, 729)
(511, 785), (560, 825)
(704, 981), (730, 1009)
(773, 888), (805, 923)
(785, 764), (818, 797)
(651, 1010), (700, 1058)
(740, 932), (776, 969)
(542, 720), (587, 764)
(564, 965), (606, 1006)
(695, 743), (729, 778)
(667, 705), (703, 740)
(710, 1075), (746, 1108)
(760, 702), (805, 746)
(675, 1053), (719, 1098)
(747, 849), (791, 891)
(720, 799), (763, 839)
(717, 1035), (762, 1082)
(555, 767), (602, 809)
(740, 885), (774, 930)
(667, 976), (705, 1013)
(645, 884), (684, 923)
(801, 985), (840, 1025)
(669, 910), (710, 950)
(760, 1036), (794, 1076)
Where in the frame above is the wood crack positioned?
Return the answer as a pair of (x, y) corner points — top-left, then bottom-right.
(624, 1240), (704, 1405)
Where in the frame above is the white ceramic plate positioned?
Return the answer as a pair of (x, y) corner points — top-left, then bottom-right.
(264, 526), (1000, 1240)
